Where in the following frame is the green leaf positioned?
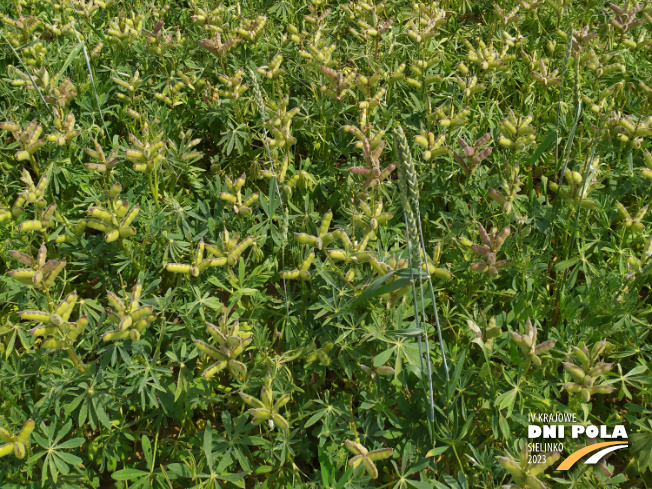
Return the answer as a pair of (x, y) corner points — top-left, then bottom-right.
(553, 256), (580, 271)
(112, 468), (149, 481)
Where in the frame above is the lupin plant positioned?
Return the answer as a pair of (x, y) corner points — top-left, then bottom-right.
(154, 78), (187, 107)
(498, 444), (559, 489)
(469, 224), (511, 278)
(102, 281), (157, 342)
(421, 243), (453, 280)
(304, 0), (330, 27)
(236, 15), (267, 43)
(280, 251), (315, 281)
(142, 20), (178, 56)
(7, 243), (65, 291)
(605, 112), (652, 150)
(84, 183), (139, 243)
(194, 318), (252, 380)
(125, 126), (166, 174)
(296, 30), (337, 68)
(293, 210), (335, 251)
(453, 133), (492, 178)
(353, 199), (393, 234)
(406, 56), (441, 90)
(562, 340), (615, 402)
(430, 104), (470, 128)
(494, 5), (520, 25)
(531, 59), (561, 88)
(615, 201), (647, 234)
(240, 377), (291, 431)
(359, 363), (394, 379)
(0, 419), (35, 459)
(19, 291), (87, 350)
(164, 238), (227, 277)
(258, 95), (300, 183)
(212, 230), (255, 267)
(9, 65), (51, 95)
(1, 9), (41, 47)
(327, 229), (374, 270)
(345, 121), (395, 187)
(112, 70), (142, 104)
(489, 163), (522, 215)
(257, 54), (284, 80)
(0, 120), (45, 165)
(320, 66), (356, 103)
(641, 149), (652, 180)
(47, 110), (80, 146)
(125, 122), (166, 204)
(510, 319), (556, 367)
(460, 37), (515, 73)
(106, 12), (143, 47)
(8, 170), (56, 234)
(608, 1), (644, 35)
(44, 79), (76, 111)
(342, 0), (393, 45)
(626, 236), (652, 273)
(497, 110), (536, 151)
(405, 1), (446, 44)
(345, 440), (393, 479)
(414, 129), (449, 162)
(455, 75), (485, 99)
(213, 69), (249, 100)
(467, 316), (502, 351)
(549, 162), (600, 209)
(22, 42), (47, 67)
(306, 340), (334, 366)
(191, 1), (225, 35)
(219, 173), (259, 217)
(85, 137), (118, 174)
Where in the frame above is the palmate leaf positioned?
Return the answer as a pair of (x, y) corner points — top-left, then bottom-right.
(345, 440), (393, 479)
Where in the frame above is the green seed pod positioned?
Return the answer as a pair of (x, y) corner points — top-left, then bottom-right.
(166, 263), (192, 274)
(122, 206), (139, 227)
(41, 338), (64, 349)
(0, 444), (13, 458)
(19, 220), (43, 232)
(19, 310), (52, 322)
(13, 442), (26, 459)
(129, 329), (141, 341)
(29, 325), (59, 336)
(88, 207), (113, 221)
(295, 233), (318, 246)
(119, 315), (133, 331)
(131, 305), (153, 322)
(115, 201), (128, 219)
(294, 246), (314, 269)
(105, 230), (120, 242)
(109, 183), (122, 198)
(119, 226), (137, 238)
(319, 210), (333, 237)
(16, 420), (34, 443)
(220, 192), (237, 204)
(328, 250), (347, 261)
(280, 270), (300, 280)
(103, 330), (130, 341)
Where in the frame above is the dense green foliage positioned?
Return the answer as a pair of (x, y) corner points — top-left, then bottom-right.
(1, 0), (652, 486)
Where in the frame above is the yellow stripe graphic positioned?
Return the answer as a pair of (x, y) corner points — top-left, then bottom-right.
(557, 441), (628, 471)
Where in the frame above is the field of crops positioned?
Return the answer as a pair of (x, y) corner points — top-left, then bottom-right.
(1, 0), (652, 487)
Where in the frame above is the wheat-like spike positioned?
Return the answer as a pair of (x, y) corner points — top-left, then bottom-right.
(394, 126), (423, 271)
